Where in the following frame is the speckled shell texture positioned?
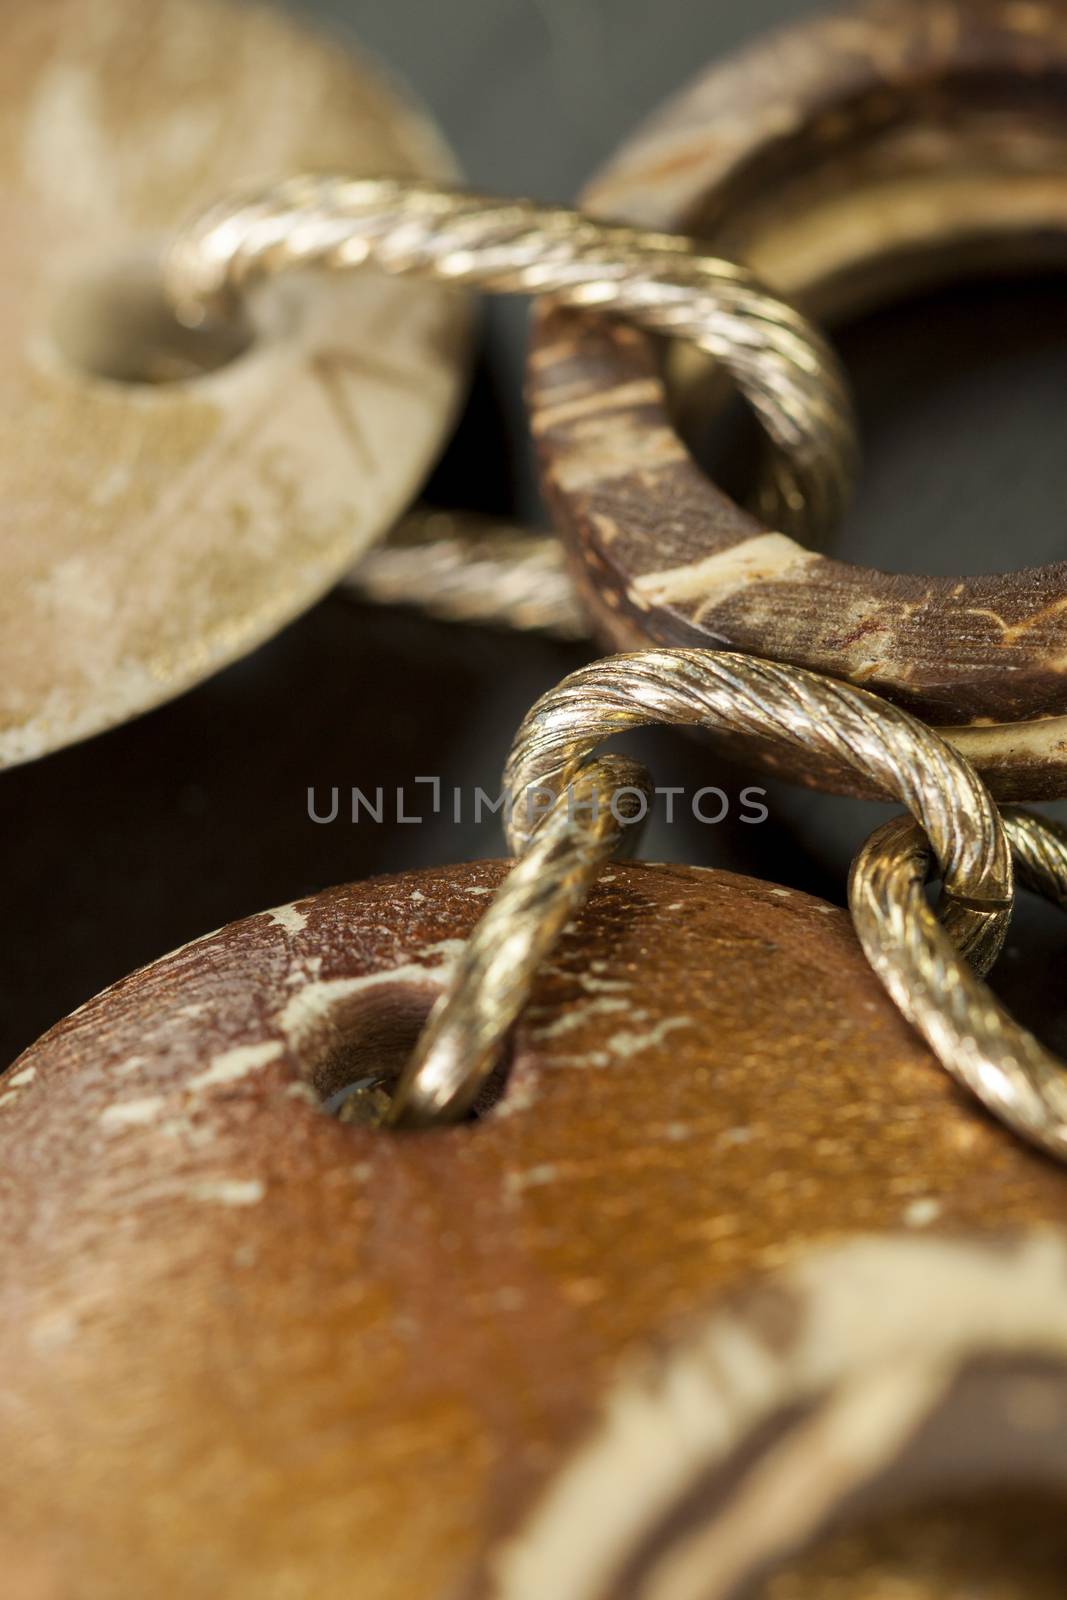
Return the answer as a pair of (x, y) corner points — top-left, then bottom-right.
(1, 860), (1065, 1597)
(528, 0), (1067, 799)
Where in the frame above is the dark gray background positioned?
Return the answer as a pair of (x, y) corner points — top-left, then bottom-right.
(2, 0), (1066, 1061)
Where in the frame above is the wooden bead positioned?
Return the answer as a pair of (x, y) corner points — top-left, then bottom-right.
(0, 0), (469, 768)
(1, 861), (1064, 1597)
(527, 0), (1067, 800)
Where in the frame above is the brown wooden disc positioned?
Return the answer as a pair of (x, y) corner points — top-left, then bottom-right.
(1, 860), (1065, 1597)
(0, 0), (469, 767)
(527, 0), (1067, 800)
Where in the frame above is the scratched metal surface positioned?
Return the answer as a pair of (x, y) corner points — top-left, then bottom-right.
(0, 0), (1065, 1061)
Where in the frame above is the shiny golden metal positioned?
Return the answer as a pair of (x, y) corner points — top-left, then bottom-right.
(346, 509), (586, 639)
(389, 754), (650, 1127)
(402, 647), (1067, 1155)
(501, 649), (1011, 928)
(164, 175), (857, 545)
(851, 809), (1067, 1162)
(398, 648), (1031, 1136)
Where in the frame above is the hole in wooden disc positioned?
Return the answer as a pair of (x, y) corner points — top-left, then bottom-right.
(299, 982), (510, 1129)
(671, 275), (1067, 576)
(49, 255), (254, 385)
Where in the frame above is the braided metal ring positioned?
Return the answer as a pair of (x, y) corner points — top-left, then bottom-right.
(346, 509), (588, 640)
(401, 649), (1031, 1141)
(502, 648), (1011, 930)
(389, 755), (650, 1127)
(164, 175), (856, 547)
(851, 809), (1067, 1161)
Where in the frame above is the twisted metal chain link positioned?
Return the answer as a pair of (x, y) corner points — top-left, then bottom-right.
(501, 649), (1012, 929)
(164, 175), (856, 543)
(389, 755), (650, 1127)
(385, 647), (1067, 1151)
(851, 810), (1067, 1161)
(346, 509), (587, 640)
(392, 650), (1027, 1132)
(1003, 805), (1067, 909)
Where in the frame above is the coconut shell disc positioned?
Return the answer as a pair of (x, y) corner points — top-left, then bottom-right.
(1, 861), (1065, 1596)
(527, 0), (1067, 799)
(0, 0), (470, 766)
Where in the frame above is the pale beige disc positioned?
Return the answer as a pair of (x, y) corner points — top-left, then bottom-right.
(0, 0), (470, 766)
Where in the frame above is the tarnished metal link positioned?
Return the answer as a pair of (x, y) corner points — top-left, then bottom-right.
(164, 175), (857, 543)
(346, 509), (587, 640)
(1002, 806), (1067, 910)
(501, 649), (1013, 940)
(851, 810), (1067, 1162)
(389, 754), (650, 1128)
(393, 649), (1067, 1153)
